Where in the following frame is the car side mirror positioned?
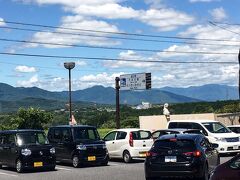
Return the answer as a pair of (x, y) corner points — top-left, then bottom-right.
(211, 143), (218, 149)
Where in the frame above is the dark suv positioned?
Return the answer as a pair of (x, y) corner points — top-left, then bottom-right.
(0, 130), (56, 173)
(47, 125), (108, 167)
(145, 134), (219, 180)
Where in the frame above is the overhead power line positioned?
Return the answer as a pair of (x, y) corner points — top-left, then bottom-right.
(209, 21), (240, 36)
(0, 61), (134, 73)
(0, 26), (239, 47)
(1, 20), (240, 43)
(0, 38), (238, 55)
(0, 52), (237, 64)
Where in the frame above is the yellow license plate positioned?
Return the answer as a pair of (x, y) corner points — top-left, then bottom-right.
(34, 162), (43, 167)
(139, 152), (147, 157)
(88, 156), (96, 161)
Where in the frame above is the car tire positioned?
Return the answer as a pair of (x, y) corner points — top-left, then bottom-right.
(123, 150), (132, 163)
(217, 156), (220, 165)
(72, 155), (80, 168)
(16, 159), (24, 173)
(199, 164), (209, 180)
(145, 177), (155, 180)
(49, 165), (56, 171)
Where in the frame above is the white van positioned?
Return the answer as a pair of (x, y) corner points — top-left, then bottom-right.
(167, 120), (240, 154)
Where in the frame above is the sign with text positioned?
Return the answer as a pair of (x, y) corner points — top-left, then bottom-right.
(120, 73), (151, 90)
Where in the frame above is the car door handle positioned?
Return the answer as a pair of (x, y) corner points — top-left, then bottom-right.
(112, 142), (114, 144)
(3, 146), (10, 149)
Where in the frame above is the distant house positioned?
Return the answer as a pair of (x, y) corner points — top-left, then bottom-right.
(134, 102), (152, 110)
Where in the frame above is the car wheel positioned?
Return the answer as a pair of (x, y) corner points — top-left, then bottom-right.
(49, 165), (56, 171)
(217, 156), (220, 165)
(145, 177), (155, 180)
(16, 159), (24, 173)
(72, 155), (80, 168)
(123, 150), (132, 163)
(199, 164), (209, 180)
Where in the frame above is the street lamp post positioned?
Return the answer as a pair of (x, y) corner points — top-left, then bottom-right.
(64, 62), (75, 125)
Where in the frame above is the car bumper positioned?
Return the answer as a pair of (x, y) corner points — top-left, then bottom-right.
(77, 153), (109, 165)
(215, 142), (240, 154)
(144, 161), (204, 178)
(129, 147), (151, 158)
(20, 155), (56, 170)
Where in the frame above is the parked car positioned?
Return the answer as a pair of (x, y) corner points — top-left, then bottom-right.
(227, 125), (240, 134)
(47, 125), (108, 167)
(145, 134), (220, 180)
(0, 129), (56, 173)
(210, 153), (240, 180)
(103, 128), (153, 163)
(152, 128), (203, 141)
(167, 120), (240, 154)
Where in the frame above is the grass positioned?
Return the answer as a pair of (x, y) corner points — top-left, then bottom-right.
(98, 128), (114, 138)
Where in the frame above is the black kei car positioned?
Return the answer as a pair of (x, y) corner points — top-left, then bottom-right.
(47, 125), (109, 167)
(0, 129), (56, 173)
(145, 134), (220, 180)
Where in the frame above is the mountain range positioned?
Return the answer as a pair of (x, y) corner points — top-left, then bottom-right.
(0, 83), (238, 112)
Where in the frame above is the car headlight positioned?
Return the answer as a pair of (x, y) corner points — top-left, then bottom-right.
(102, 144), (107, 149)
(76, 145), (87, 150)
(214, 137), (226, 142)
(50, 147), (55, 154)
(21, 148), (32, 156)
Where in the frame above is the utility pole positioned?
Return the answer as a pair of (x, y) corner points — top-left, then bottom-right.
(115, 77), (120, 129)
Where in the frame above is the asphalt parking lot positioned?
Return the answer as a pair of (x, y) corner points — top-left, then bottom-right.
(0, 156), (234, 180)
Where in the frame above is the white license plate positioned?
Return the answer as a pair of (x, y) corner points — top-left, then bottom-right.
(233, 145), (238, 150)
(165, 156), (177, 162)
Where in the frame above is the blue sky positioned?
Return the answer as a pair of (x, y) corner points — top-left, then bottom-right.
(0, 0), (239, 91)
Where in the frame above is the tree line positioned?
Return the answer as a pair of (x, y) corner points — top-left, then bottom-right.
(0, 100), (239, 130)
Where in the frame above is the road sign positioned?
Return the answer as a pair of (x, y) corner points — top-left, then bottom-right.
(120, 73), (151, 90)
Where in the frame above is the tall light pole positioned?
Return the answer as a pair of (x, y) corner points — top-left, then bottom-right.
(64, 62), (75, 125)
(238, 49), (240, 99)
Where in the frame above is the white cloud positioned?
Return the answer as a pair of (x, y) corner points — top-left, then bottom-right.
(0, 17), (6, 26)
(17, 74), (39, 87)
(139, 9), (194, 31)
(24, 15), (121, 48)
(209, 7), (227, 21)
(75, 60), (87, 66)
(103, 50), (156, 68)
(15, 65), (37, 73)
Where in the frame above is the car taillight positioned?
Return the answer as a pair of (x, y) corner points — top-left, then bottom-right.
(129, 132), (133, 147)
(146, 151), (158, 157)
(183, 150), (201, 157)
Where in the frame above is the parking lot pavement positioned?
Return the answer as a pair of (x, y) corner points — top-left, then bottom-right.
(0, 156), (235, 180)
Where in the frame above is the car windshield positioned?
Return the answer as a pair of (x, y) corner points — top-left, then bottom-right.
(73, 128), (100, 141)
(154, 139), (195, 152)
(16, 132), (49, 146)
(132, 130), (152, 140)
(202, 122), (231, 133)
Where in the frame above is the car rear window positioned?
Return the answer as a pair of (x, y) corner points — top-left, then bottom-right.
(154, 139), (195, 151)
(131, 130), (151, 140)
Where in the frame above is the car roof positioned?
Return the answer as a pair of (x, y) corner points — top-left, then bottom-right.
(227, 125), (240, 127)
(111, 128), (151, 132)
(169, 120), (217, 123)
(0, 129), (44, 134)
(49, 125), (96, 128)
(153, 128), (200, 132)
(157, 134), (203, 141)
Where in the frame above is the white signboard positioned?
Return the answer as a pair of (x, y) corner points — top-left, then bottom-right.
(120, 73), (151, 90)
